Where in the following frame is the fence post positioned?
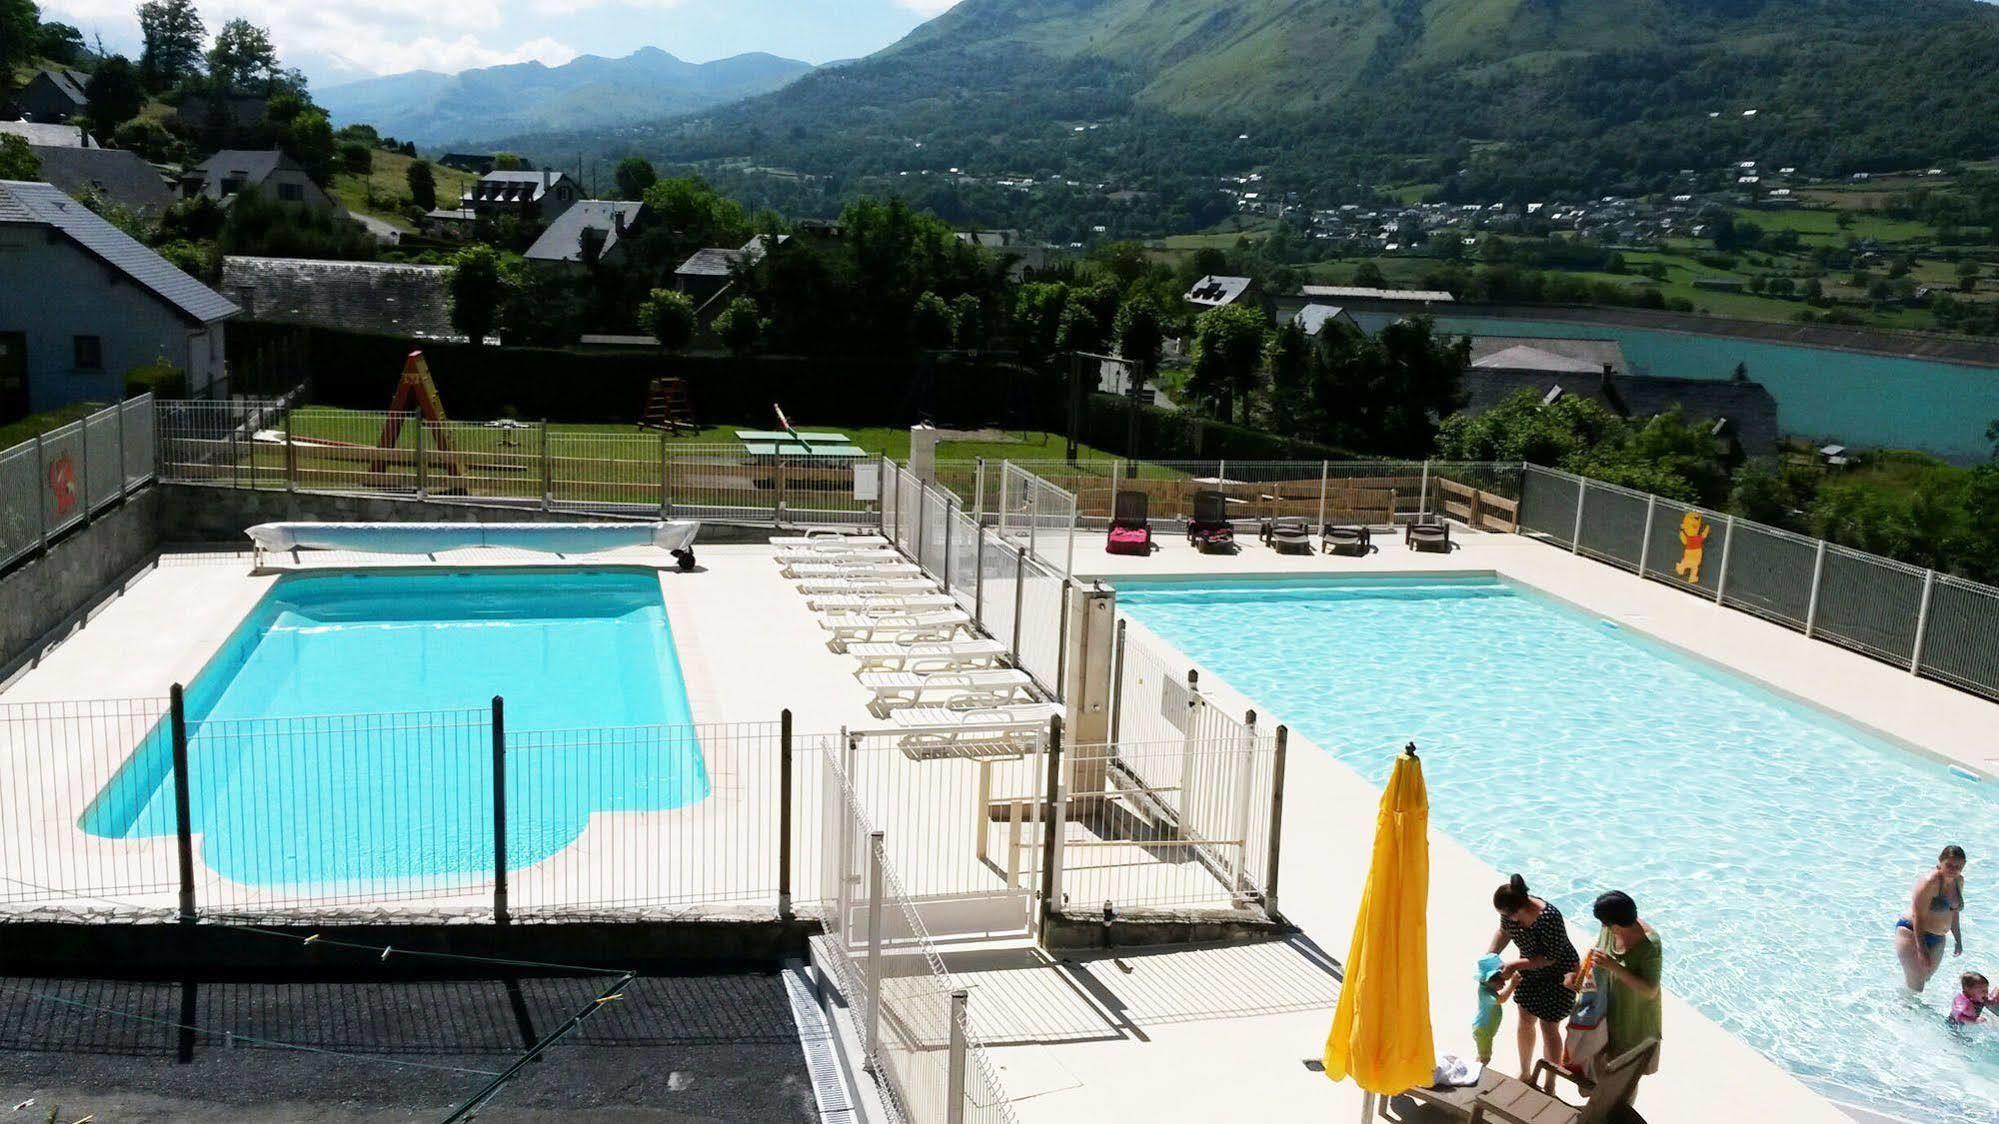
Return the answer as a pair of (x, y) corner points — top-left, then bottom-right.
(779, 709), (795, 920)
(116, 400), (129, 502)
(1637, 495), (1656, 574)
(946, 989), (970, 1124)
(658, 434), (670, 519)
(864, 829), (886, 1064)
(490, 695), (509, 924)
(1910, 570), (1937, 674)
(973, 457), (986, 522)
(283, 406), (297, 492)
(1109, 460), (1121, 525)
(1570, 475), (1586, 553)
(1265, 725), (1288, 920)
(77, 413), (89, 511)
(999, 460), (1012, 540)
(539, 422), (553, 511)
(1714, 516), (1735, 604)
(1036, 715), (1066, 935)
(413, 416), (427, 499)
(1011, 546), (1027, 658)
(169, 683), (196, 922)
(1418, 459), (1431, 519)
(915, 479), (930, 574)
(1804, 540), (1827, 638)
(1232, 711), (1258, 897)
(1316, 460), (1329, 532)
(973, 529), (987, 625)
(941, 498), (955, 594)
(1108, 618), (1127, 744)
(33, 434), (47, 550)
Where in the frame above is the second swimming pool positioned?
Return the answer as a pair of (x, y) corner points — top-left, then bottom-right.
(1119, 574), (1999, 1123)
(83, 569), (707, 889)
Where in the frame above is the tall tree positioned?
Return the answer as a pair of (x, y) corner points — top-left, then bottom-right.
(206, 18), (279, 92)
(0, 0), (37, 101)
(638, 288), (695, 353)
(712, 296), (764, 355)
(38, 22), (87, 65)
(85, 57), (147, 133)
(136, 0), (205, 91)
(405, 159), (437, 211)
(0, 135), (40, 181)
(1187, 303), (1268, 424)
(447, 245), (505, 346)
(1111, 295), (1164, 374)
(911, 292), (955, 350)
(614, 156), (657, 200)
(1262, 320), (1321, 439)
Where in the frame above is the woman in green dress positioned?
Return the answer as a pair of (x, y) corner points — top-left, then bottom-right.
(1591, 890), (1662, 1077)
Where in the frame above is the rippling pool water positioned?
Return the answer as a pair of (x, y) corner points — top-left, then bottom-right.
(1120, 574), (1999, 1122)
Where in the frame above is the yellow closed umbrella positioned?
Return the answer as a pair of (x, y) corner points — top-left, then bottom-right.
(1323, 743), (1433, 1113)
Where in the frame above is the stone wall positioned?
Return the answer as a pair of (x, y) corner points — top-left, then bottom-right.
(0, 489), (161, 674)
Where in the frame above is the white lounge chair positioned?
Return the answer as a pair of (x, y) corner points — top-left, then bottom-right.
(860, 669), (1036, 716)
(847, 639), (1007, 672)
(893, 704), (1063, 759)
(807, 592), (957, 613)
(770, 531), (888, 548)
(795, 577), (939, 595)
(786, 560), (922, 579)
(821, 611), (971, 648)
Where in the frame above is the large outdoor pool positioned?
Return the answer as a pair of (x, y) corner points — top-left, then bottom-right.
(1119, 574), (1999, 1122)
(82, 569), (706, 889)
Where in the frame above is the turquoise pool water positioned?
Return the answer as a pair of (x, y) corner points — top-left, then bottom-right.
(1120, 575), (1999, 1122)
(83, 570), (706, 889)
(1351, 312), (1999, 461)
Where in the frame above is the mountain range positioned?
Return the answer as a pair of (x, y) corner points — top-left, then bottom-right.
(318, 47), (813, 147)
(493, 0), (1999, 232)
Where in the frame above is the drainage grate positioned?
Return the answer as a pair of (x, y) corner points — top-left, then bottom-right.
(783, 961), (859, 1124)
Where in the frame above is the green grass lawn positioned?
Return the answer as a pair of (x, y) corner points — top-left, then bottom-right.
(328, 151), (479, 233)
(0, 402), (110, 450)
(1732, 206), (1933, 244)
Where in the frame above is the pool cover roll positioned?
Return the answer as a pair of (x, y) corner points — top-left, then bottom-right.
(246, 521), (700, 555)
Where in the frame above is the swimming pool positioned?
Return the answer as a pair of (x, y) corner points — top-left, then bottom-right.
(1119, 574), (1999, 1122)
(83, 569), (706, 889)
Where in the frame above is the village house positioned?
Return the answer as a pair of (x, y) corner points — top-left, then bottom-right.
(525, 201), (647, 269)
(182, 150), (342, 212)
(15, 68), (90, 123)
(460, 169), (582, 223)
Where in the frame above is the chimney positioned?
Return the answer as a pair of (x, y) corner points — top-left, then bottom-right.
(613, 208), (626, 235)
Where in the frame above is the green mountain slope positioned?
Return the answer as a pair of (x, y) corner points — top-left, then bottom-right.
(319, 47), (813, 147)
(502, 0), (1999, 233)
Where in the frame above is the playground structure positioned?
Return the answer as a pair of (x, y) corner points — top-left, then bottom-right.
(640, 377), (696, 433)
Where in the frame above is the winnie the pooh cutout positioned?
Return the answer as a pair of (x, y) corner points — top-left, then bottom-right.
(1675, 510), (1710, 583)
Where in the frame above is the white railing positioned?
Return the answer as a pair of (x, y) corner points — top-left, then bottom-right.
(0, 394), (155, 573)
(1520, 463), (1999, 700)
(996, 460), (1077, 579)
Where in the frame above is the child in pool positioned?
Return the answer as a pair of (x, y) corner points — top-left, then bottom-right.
(1474, 953), (1517, 1064)
(1950, 972), (1997, 1025)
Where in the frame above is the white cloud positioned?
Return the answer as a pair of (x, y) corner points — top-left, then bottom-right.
(896, 0), (963, 15)
(531, 0), (684, 17)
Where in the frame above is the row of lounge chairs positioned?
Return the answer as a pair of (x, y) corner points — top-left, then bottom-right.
(773, 530), (1061, 756)
(1106, 491), (1456, 557)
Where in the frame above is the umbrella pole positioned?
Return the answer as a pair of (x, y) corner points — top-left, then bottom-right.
(1361, 1091), (1374, 1121)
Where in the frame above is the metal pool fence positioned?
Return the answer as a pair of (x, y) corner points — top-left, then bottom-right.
(817, 751), (1020, 1124)
(943, 458), (1522, 532)
(1519, 463), (1999, 700)
(155, 402), (883, 525)
(883, 457), (1071, 698)
(0, 395), (156, 575)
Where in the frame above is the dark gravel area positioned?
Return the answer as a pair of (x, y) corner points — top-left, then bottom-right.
(0, 972), (818, 1122)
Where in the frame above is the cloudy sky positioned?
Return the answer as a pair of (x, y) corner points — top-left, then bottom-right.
(37, 0), (962, 87)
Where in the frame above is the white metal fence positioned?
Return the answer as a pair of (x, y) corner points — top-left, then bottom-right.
(996, 460), (1078, 579)
(0, 395), (155, 573)
(154, 402), (883, 525)
(883, 457), (1071, 699)
(1519, 463), (1999, 700)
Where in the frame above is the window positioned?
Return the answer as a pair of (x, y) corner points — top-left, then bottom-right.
(278, 182), (304, 203)
(72, 335), (102, 371)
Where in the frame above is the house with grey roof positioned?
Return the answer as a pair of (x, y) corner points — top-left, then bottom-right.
(461, 170), (582, 223)
(17, 69), (90, 123)
(0, 181), (237, 419)
(183, 150), (341, 212)
(1468, 336), (1628, 377)
(220, 257), (457, 341)
(1288, 303), (1359, 338)
(955, 229), (1055, 280)
(674, 235), (787, 309)
(0, 120), (93, 147)
(27, 146), (174, 218)
(525, 200), (646, 268)
(1184, 275), (1257, 311)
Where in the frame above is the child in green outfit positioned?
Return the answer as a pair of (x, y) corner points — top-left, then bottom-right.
(1474, 952), (1516, 1064)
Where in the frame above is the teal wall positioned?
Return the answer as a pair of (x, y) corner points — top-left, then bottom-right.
(1357, 313), (1999, 462)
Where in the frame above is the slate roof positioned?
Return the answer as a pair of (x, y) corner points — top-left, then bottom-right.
(189, 149), (287, 184)
(1290, 303), (1354, 337)
(27, 146), (174, 217)
(0, 180), (237, 324)
(674, 235), (786, 278)
(1471, 344), (1606, 375)
(1468, 336), (1627, 375)
(40, 69), (91, 105)
(525, 200), (644, 264)
(1459, 368), (1779, 454)
(219, 256), (456, 340)
(0, 120), (91, 147)
(1185, 274), (1253, 307)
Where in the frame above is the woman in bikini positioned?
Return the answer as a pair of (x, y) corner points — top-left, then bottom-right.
(1897, 845), (1967, 991)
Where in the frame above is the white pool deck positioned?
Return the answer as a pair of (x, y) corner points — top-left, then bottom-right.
(4, 523), (1989, 1121)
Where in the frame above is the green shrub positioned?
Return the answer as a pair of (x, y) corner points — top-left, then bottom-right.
(125, 360), (188, 399)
